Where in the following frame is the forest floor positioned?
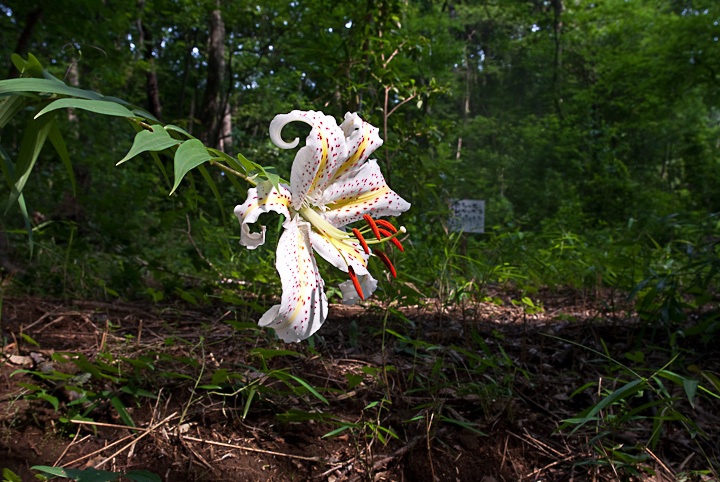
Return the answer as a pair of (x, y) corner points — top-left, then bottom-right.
(0, 290), (718, 482)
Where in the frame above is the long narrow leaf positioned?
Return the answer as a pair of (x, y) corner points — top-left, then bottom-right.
(198, 164), (226, 222)
(0, 95), (27, 128)
(279, 371), (329, 405)
(35, 98), (135, 119)
(0, 77), (103, 100)
(6, 113), (54, 212)
(563, 379), (645, 434)
(47, 121), (76, 195)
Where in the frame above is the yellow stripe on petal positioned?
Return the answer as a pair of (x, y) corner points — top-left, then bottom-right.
(258, 218), (328, 343)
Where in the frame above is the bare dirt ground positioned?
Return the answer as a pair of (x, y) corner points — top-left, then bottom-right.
(1, 291), (718, 481)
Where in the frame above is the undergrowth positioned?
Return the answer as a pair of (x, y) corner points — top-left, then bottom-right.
(2, 210), (719, 480)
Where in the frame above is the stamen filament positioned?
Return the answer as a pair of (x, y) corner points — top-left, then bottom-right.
(348, 266), (365, 300)
(378, 228), (404, 252)
(301, 207), (351, 239)
(373, 249), (397, 278)
(362, 225), (407, 246)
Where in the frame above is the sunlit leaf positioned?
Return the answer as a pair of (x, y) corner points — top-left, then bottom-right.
(0, 77), (103, 100)
(117, 125), (180, 165)
(11, 52), (43, 78)
(35, 98), (136, 119)
(170, 139), (214, 194)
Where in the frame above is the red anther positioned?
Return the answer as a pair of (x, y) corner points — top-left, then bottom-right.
(363, 214), (382, 241)
(348, 266), (365, 300)
(375, 219), (398, 233)
(377, 228), (404, 252)
(352, 228), (370, 254)
(373, 249), (397, 278)
(389, 238), (403, 251)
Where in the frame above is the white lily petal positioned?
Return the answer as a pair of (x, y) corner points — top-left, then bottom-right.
(330, 112), (383, 183)
(339, 274), (378, 305)
(258, 217), (328, 342)
(240, 223), (267, 250)
(321, 159), (411, 227)
(269, 111), (314, 149)
(278, 111), (347, 209)
(234, 181), (292, 248)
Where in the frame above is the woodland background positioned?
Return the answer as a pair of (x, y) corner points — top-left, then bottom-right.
(0, 1), (719, 481)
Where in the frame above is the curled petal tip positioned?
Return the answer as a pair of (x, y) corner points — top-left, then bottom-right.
(269, 111), (314, 149)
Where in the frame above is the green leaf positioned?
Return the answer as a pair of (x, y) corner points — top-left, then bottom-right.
(164, 124), (194, 138)
(117, 125), (180, 165)
(280, 372), (329, 405)
(2, 468), (22, 482)
(11, 53), (43, 78)
(37, 393), (60, 412)
(31, 466), (67, 477)
(47, 121), (76, 195)
(0, 78), (103, 100)
(682, 378), (699, 408)
(198, 164), (226, 222)
(322, 425), (353, 438)
(35, 98), (135, 119)
(110, 395), (136, 427)
(176, 288), (198, 305)
(275, 409), (334, 422)
(625, 351), (645, 363)
(123, 471), (162, 482)
(251, 348), (303, 359)
(170, 139), (213, 194)
(345, 373), (363, 390)
(62, 468), (123, 482)
(242, 386), (256, 420)
(0, 95), (28, 129)
(438, 415), (488, 436)
(6, 113), (54, 212)
(21, 333), (40, 347)
(562, 379), (645, 434)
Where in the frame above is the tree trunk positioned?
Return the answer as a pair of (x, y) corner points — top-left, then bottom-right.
(552, 0), (565, 119)
(137, 0), (163, 120)
(199, 4), (226, 149)
(8, 7), (43, 78)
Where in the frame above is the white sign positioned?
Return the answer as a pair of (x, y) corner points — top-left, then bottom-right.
(449, 200), (485, 233)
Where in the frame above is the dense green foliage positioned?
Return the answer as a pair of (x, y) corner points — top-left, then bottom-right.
(1, 1), (719, 478)
(0, 2), (717, 335)
(1, 0), (718, 302)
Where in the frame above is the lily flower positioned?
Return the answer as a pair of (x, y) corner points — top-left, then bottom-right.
(234, 110), (411, 342)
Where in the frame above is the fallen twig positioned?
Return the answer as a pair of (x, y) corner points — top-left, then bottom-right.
(62, 412), (177, 468)
(181, 435), (328, 463)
